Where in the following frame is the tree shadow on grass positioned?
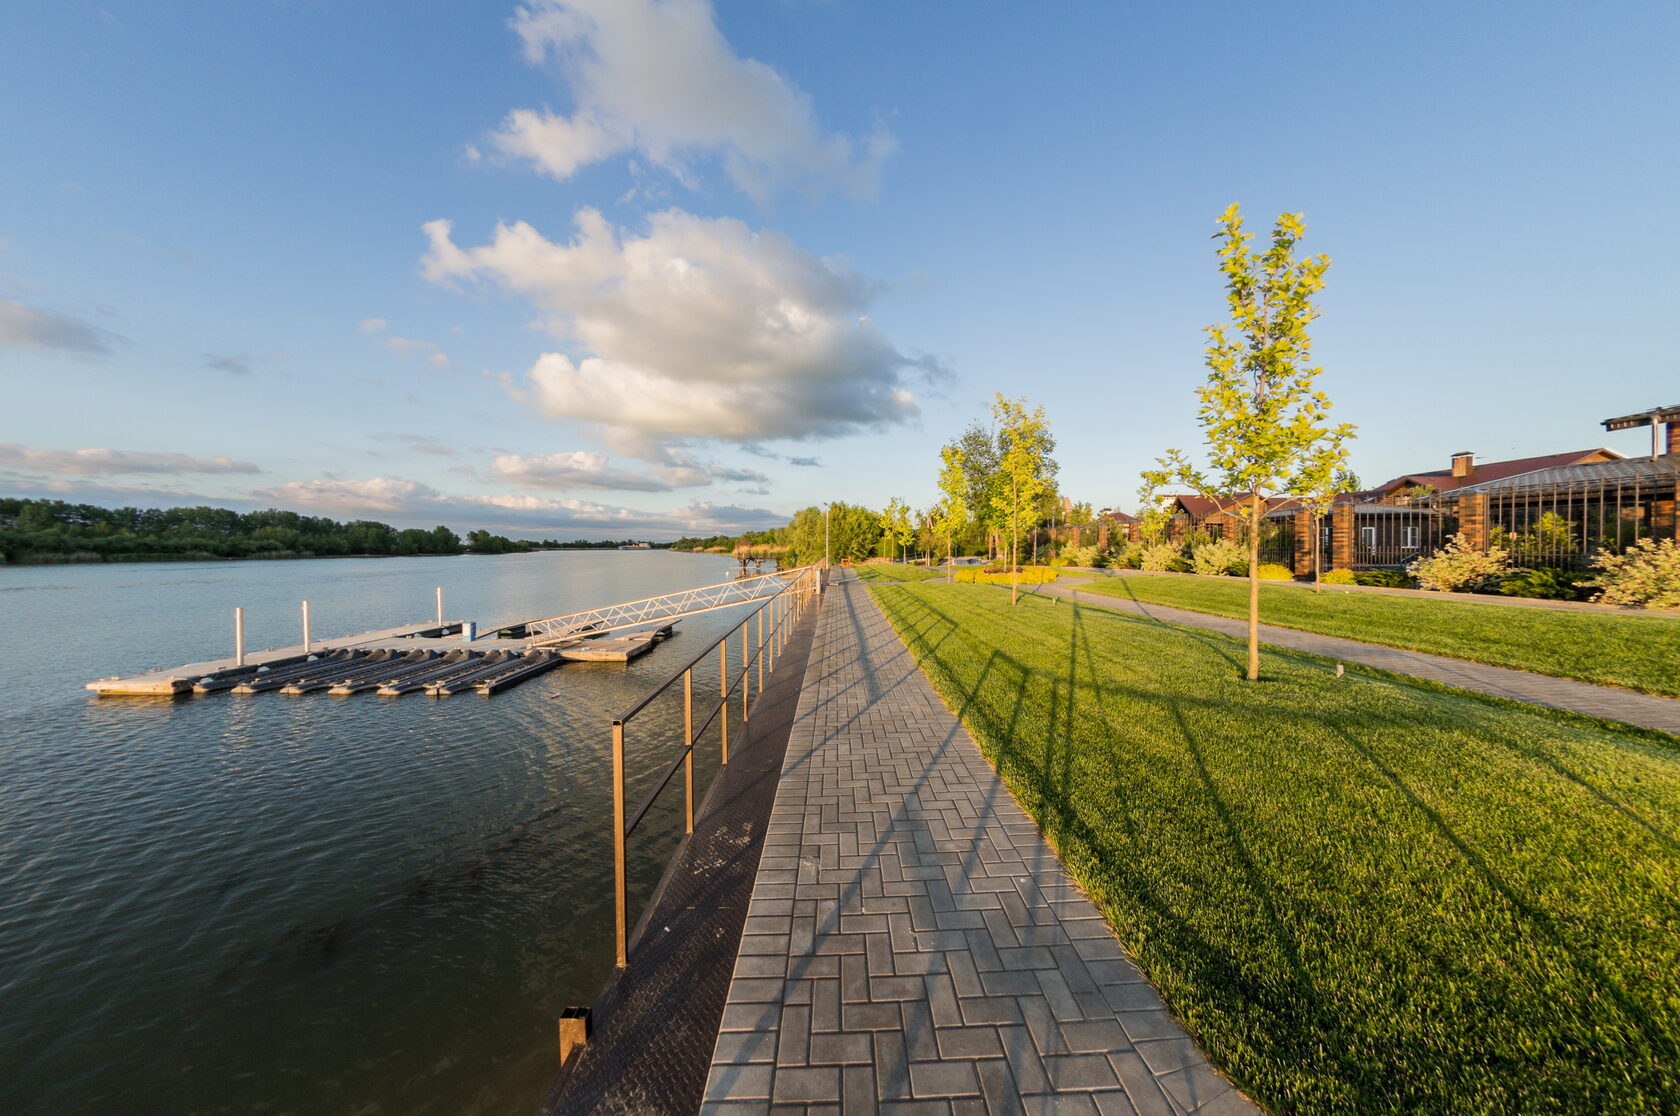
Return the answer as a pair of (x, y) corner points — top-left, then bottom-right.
(1322, 715), (1679, 1073)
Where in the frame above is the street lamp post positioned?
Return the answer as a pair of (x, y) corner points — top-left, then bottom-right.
(824, 503), (831, 568)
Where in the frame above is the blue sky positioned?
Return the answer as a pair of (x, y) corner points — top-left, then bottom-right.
(2, 0), (1675, 539)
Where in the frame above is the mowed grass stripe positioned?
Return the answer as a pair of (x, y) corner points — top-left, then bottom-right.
(867, 578), (1680, 1115)
(1070, 573), (1680, 697)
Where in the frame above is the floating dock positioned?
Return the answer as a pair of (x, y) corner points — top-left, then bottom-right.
(86, 618), (669, 698)
(85, 566), (798, 698)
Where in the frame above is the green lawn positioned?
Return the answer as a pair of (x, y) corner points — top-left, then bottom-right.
(1067, 573), (1680, 698)
(868, 579), (1680, 1115)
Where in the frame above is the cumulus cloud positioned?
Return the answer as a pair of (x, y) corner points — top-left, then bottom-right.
(422, 208), (936, 451)
(486, 0), (893, 201)
(0, 297), (121, 355)
(0, 443), (261, 476)
(252, 474), (782, 536)
(359, 318), (388, 334)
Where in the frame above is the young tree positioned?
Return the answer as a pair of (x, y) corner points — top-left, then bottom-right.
(989, 394), (1058, 606)
(936, 443), (969, 582)
(1143, 204), (1354, 680)
(881, 498), (914, 563)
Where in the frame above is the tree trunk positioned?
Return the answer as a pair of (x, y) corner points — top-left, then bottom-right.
(1247, 495), (1262, 680)
(1312, 514), (1323, 592)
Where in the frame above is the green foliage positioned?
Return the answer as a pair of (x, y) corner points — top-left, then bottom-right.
(1139, 542), (1187, 572)
(1066, 544), (1104, 568)
(0, 497), (462, 563)
(1255, 562), (1295, 581)
(1319, 568), (1358, 585)
(1490, 512), (1580, 565)
(1111, 542), (1144, 569)
(935, 443), (970, 565)
(1073, 572), (1680, 696)
(880, 497), (915, 562)
(782, 503), (883, 566)
(870, 579), (1680, 1114)
(1190, 538), (1247, 576)
(989, 394), (1059, 603)
(1498, 567), (1591, 600)
(465, 529), (529, 554)
(1353, 569), (1414, 589)
(1141, 204), (1354, 678)
(1586, 537), (1680, 609)
(1409, 533), (1513, 593)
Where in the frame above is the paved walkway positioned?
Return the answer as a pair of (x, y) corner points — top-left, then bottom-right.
(1047, 579), (1680, 736)
(703, 571), (1257, 1115)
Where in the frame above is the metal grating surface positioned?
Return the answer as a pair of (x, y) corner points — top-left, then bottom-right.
(537, 598), (821, 1115)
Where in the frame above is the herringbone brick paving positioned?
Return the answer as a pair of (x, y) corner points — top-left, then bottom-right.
(703, 571), (1256, 1115)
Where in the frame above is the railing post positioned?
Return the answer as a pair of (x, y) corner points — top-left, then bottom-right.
(301, 600), (312, 654)
(611, 719), (627, 968)
(683, 669), (694, 834)
(234, 606), (245, 667)
(758, 608), (765, 692)
(740, 620), (750, 722)
(718, 641), (729, 765)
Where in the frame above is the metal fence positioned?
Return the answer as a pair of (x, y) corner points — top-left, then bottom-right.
(604, 564), (822, 969)
(1479, 480), (1671, 570)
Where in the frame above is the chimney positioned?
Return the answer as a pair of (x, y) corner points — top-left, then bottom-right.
(1450, 451), (1474, 479)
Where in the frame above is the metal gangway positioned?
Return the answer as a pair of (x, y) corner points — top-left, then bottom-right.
(526, 566), (816, 647)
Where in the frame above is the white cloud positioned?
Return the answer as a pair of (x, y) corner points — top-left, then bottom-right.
(487, 0), (893, 201)
(359, 317), (388, 334)
(252, 475), (782, 536)
(491, 448), (770, 491)
(422, 208), (936, 450)
(0, 443), (261, 476)
(382, 334), (450, 368)
(0, 297), (120, 355)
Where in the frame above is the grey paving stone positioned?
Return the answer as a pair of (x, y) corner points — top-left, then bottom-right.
(706, 573), (1256, 1114)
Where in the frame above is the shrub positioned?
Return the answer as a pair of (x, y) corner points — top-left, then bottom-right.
(1353, 569), (1414, 589)
(1191, 538), (1247, 576)
(1111, 543), (1143, 570)
(952, 565), (1058, 585)
(1408, 534), (1513, 593)
(1066, 544), (1104, 568)
(1255, 563), (1295, 581)
(1584, 537), (1680, 609)
(1499, 567), (1592, 601)
(1319, 568), (1358, 585)
(1139, 543), (1187, 573)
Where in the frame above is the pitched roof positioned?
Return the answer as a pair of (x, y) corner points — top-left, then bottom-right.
(1373, 449), (1621, 494)
(1453, 453), (1680, 495)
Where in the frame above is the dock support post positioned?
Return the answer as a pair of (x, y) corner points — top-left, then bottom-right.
(683, 669), (694, 834)
(558, 1006), (591, 1066)
(435, 586), (444, 626)
(234, 607), (245, 667)
(611, 719), (627, 968)
(301, 600), (312, 655)
(718, 642), (729, 765)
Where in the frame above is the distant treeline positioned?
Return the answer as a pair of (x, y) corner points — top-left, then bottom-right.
(0, 498), (661, 565)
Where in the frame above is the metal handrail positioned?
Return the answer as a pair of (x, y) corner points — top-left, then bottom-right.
(528, 566), (801, 644)
(605, 564), (823, 968)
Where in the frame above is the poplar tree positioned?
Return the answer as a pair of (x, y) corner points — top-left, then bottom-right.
(1144, 204), (1354, 679)
(990, 394), (1057, 606)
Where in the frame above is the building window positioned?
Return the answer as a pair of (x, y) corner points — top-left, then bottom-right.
(1359, 526), (1376, 551)
(1402, 525), (1420, 550)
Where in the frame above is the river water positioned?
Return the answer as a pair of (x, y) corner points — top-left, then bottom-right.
(0, 549), (750, 1115)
